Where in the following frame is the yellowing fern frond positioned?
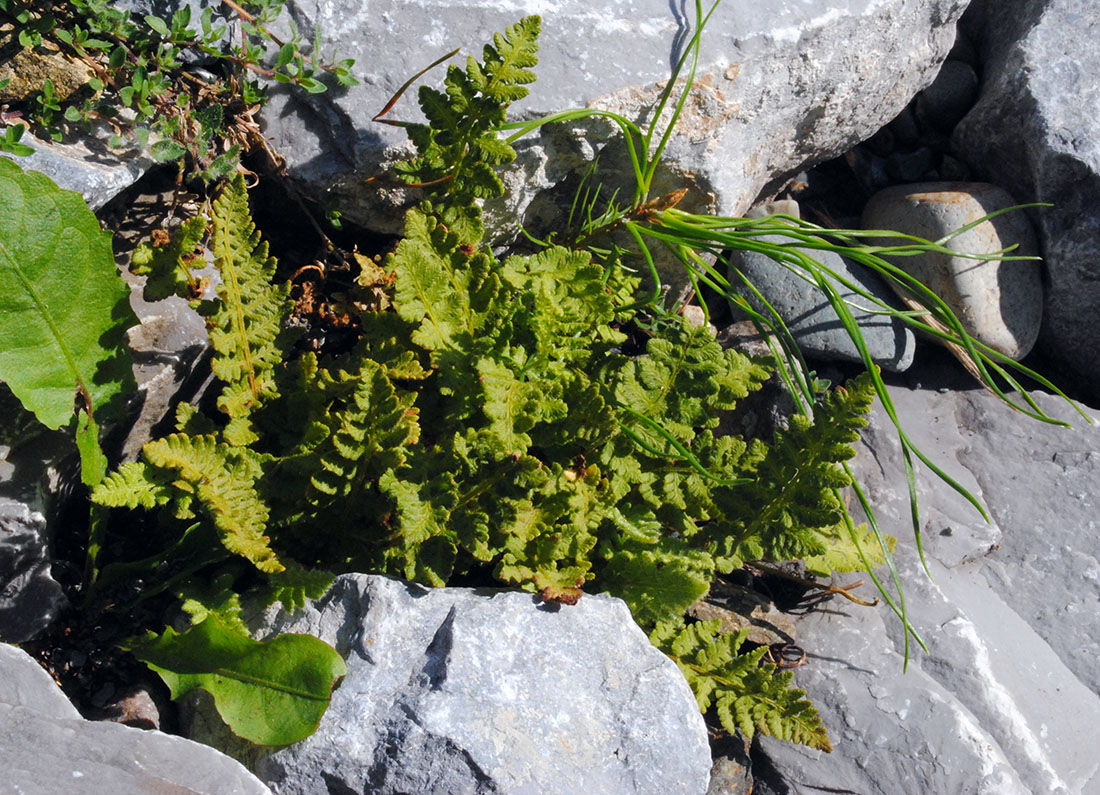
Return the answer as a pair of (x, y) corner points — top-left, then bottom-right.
(142, 434), (282, 573)
(208, 174), (290, 421)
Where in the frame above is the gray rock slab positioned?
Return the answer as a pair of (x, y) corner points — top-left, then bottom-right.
(120, 257), (214, 461)
(861, 181), (1044, 360)
(256, 0), (968, 240)
(726, 239), (917, 372)
(0, 643), (272, 795)
(953, 0), (1100, 395)
(186, 574), (712, 795)
(753, 370), (1100, 794)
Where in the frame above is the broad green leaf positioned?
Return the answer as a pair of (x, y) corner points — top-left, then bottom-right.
(0, 158), (136, 429)
(127, 616), (347, 746)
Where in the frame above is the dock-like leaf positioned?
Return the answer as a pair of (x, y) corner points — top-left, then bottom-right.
(127, 616), (346, 746)
(0, 158), (135, 429)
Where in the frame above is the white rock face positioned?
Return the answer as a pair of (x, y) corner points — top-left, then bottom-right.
(259, 0), (969, 237)
(187, 574), (712, 795)
(753, 361), (1100, 795)
(861, 181), (1043, 359)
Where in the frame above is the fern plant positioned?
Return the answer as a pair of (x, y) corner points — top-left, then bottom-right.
(97, 169), (868, 752)
(83, 16), (910, 752)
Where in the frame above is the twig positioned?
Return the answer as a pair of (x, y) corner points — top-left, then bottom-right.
(749, 562), (879, 606)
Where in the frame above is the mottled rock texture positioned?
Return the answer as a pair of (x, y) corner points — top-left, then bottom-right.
(186, 574), (712, 795)
(753, 359), (1100, 795)
(258, 0), (969, 240)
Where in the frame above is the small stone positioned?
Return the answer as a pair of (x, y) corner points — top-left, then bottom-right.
(726, 199), (917, 372)
(938, 154), (970, 182)
(98, 684), (163, 731)
(861, 181), (1043, 359)
(885, 146), (938, 182)
(680, 303), (716, 334)
(863, 125), (896, 158)
(887, 106), (922, 147)
(707, 734), (753, 795)
(746, 199), (801, 220)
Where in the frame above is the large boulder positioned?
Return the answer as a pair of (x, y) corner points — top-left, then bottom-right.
(259, 0), (970, 238)
(953, 0), (1100, 398)
(752, 358), (1100, 794)
(186, 574), (712, 795)
(0, 642), (271, 794)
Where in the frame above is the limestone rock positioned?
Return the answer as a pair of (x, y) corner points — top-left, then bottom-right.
(186, 574), (712, 795)
(0, 27), (95, 105)
(0, 398), (71, 644)
(0, 642), (272, 795)
(915, 59), (979, 131)
(953, 0), (1100, 396)
(255, 0), (969, 241)
(861, 181), (1043, 359)
(753, 362), (1100, 794)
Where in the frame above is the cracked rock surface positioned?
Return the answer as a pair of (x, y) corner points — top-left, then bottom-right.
(0, 642), (271, 794)
(185, 574), (712, 795)
(752, 357), (1100, 795)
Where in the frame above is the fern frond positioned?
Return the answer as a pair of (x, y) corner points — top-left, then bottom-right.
(92, 461), (176, 509)
(207, 174), (291, 421)
(178, 571), (246, 634)
(395, 16), (540, 207)
(705, 372), (876, 570)
(129, 215), (209, 303)
(467, 16), (540, 104)
(304, 357), (419, 507)
(614, 317), (770, 441)
(390, 207), (503, 355)
(598, 530), (714, 624)
(379, 469), (456, 586)
(803, 522), (897, 576)
(651, 619), (831, 752)
(254, 559), (335, 613)
(142, 434), (282, 573)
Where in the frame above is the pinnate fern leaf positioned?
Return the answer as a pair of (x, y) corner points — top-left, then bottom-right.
(141, 433), (282, 573)
(466, 16), (539, 103)
(207, 174), (290, 423)
(93, 461), (177, 509)
(614, 318), (770, 441)
(129, 214), (209, 302)
(395, 16), (540, 209)
(651, 620), (831, 752)
(706, 372), (877, 570)
(390, 207), (500, 354)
